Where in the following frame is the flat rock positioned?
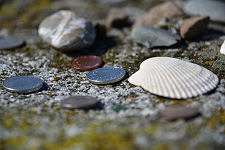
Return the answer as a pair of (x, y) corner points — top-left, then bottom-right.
(180, 16), (210, 40)
(220, 40), (225, 55)
(133, 1), (182, 29)
(38, 10), (96, 52)
(131, 26), (178, 48)
(160, 106), (200, 121)
(184, 0), (225, 23)
(106, 8), (129, 29)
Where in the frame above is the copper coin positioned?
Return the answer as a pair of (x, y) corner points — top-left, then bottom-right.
(71, 55), (102, 71)
(160, 106), (200, 121)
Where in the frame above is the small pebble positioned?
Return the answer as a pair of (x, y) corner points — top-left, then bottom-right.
(61, 96), (98, 109)
(71, 55), (102, 71)
(133, 1), (182, 29)
(38, 10), (96, 52)
(160, 106), (200, 121)
(87, 67), (126, 84)
(106, 8), (129, 29)
(184, 0), (225, 23)
(180, 16), (210, 40)
(0, 37), (24, 50)
(2, 76), (43, 93)
(220, 40), (225, 55)
(131, 26), (178, 48)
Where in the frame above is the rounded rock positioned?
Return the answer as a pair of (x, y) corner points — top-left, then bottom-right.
(71, 55), (102, 71)
(132, 26), (178, 48)
(38, 10), (96, 52)
(87, 67), (126, 84)
(2, 76), (43, 93)
(0, 37), (24, 50)
(180, 16), (210, 40)
(61, 96), (98, 109)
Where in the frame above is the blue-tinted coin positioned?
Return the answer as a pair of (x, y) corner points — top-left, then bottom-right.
(2, 76), (43, 93)
(87, 67), (126, 84)
(0, 37), (24, 50)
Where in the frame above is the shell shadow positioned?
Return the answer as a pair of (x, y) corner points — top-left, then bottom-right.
(92, 101), (105, 110)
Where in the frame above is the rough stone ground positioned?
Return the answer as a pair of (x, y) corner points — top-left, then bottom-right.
(0, 0), (224, 149)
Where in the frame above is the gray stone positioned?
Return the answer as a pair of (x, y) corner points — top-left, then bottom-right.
(184, 0), (225, 23)
(38, 10), (96, 52)
(131, 26), (178, 48)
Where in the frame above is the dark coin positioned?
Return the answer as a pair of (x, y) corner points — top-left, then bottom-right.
(71, 55), (102, 71)
(2, 76), (43, 93)
(87, 67), (126, 84)
(160, 106), (200, 121)
(0, 37), (24, 50)
(61, 96), (98, 109)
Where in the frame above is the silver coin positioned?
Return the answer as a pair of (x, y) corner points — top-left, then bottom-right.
(87, 67), (126, 84)
(0, 37), (24, 50)
(2, 76), (43, 93)
(61, 96), (98, 109)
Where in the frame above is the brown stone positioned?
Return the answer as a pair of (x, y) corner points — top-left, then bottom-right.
(95, 23), (107, 39)
(160, 106), (200, 121)
(180, 16), (210, 40)
(132, 2), (182, 29)
(106, 8), (129, 29)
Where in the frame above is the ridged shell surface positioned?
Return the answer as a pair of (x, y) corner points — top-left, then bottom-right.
(220, 40), (225, 55)
(128, 57), (219, 99)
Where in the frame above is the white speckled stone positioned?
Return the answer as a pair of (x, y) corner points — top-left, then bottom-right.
(220, 40), (225, 55)
(38, 10), (96, 52)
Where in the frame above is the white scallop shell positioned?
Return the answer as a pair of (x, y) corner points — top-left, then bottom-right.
(220, 40), (225, 55)
(128, 57), (219, 99)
